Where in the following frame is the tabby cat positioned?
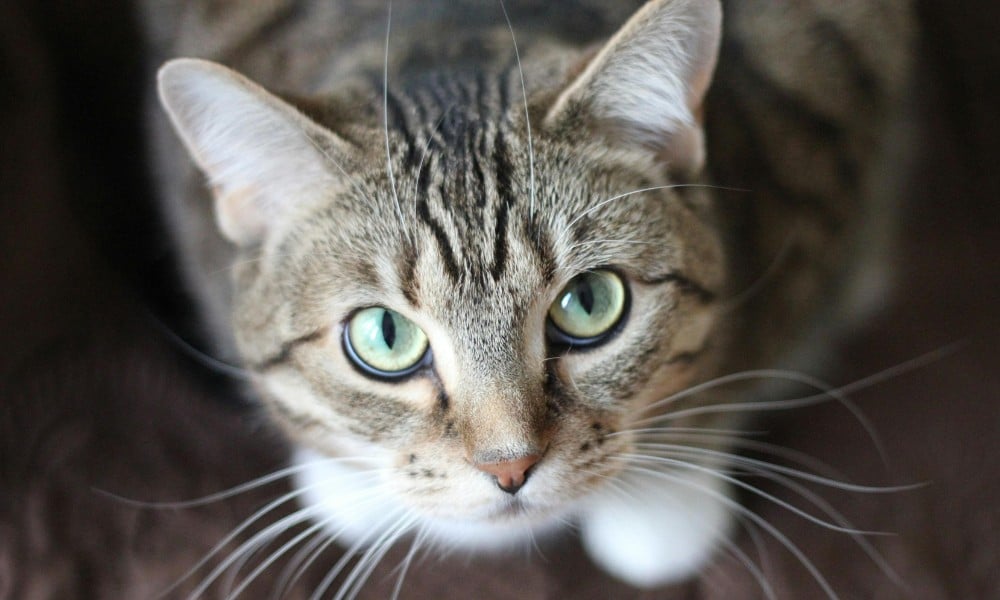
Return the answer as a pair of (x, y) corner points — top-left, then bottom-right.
(143, 0), (914, 593)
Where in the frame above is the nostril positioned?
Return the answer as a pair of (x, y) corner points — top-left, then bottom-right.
(475, 454), (541, 495)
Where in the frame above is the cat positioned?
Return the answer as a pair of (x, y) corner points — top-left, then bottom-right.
(142, 0), (915, 594)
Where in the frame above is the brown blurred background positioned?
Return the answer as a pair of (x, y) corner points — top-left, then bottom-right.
(1, 1), (997, 598)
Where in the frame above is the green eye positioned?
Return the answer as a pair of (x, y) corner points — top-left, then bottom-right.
(344, 307), (429, 378)
(548, 270), (628, 346)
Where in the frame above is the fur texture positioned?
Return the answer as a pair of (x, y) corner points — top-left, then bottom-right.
(143, 0), (915, 592)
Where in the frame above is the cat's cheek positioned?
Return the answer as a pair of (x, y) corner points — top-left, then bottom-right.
(254, 374), (344, 439)
(291, 446), (401, 546)
(578, 470), (733, 588)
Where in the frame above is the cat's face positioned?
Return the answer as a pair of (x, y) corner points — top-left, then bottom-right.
(157, 0), (726, 559)
(227, 117), (726, 531)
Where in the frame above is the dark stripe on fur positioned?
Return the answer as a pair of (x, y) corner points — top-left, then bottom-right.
(812, 18), (879, 101)
(493, 130), (516, 208)
(641, 272), (717, 303)
(490, 197), (510, 281)
(706, 72), (844, 231)
(398, 242), (421, 307)
(416, 196), (460, 282)
(723, 37), (841, 138)
(252, 329), (326, 371)
(384, 88), (421, 168)
(721, 37), (861, 211)
(468, 136), (489, 213)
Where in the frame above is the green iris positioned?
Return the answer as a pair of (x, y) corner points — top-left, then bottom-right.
(345, 307), (429, 377)
(548, 270), (627, 343)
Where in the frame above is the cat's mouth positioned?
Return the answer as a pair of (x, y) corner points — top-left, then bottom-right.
(480, 496), (558, 525)
(491, 499), (527, 519)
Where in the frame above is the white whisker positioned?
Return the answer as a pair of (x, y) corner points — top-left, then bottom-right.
(280, 526), (347, 599)
(560, 185), (670, 248)
(609, 426), (766, 439)
(336, 512), (418, 600)
(157, 488), (317, 599)
(389, 525), (428, 600)
(498, 0), (536, 216)
(716, 221), (799, 314)
(617, 454), (885, 536)
(708, 520), (777, 600)
(630, 435), (845, 483)
(720, 515), (779, 600)
(570, 183), (745, 231)
(308, 537), (360, 600)
(636, 369), (831, 419)
(555, 183), (746, 253)
(189, 506), (324, 599)
(225, 515), (337, 600)
(635, 368), (888, 463)
(581, 466), (635, 504)
(645, 343), (965, 463)
(220, 532), (276, 597)
(610, 465), (776, 599)
(657, 449), (904, 591)
(625, 443), (910, 590)
(94, 458), (337, 510)
(269, 524), (331, 600)
(309, 507), (408, 600)
(618, 463), (840, 599)
(524, 523), (549, 564)
(408, 104), (455, 204)
(382, 0), (405, 232)
(142, 314), (256, 381)
(741, 517), (774, 589)
(758, 468), (906, 590)
(283, 97), (368, 202)
(158, 467), (383, 599)
(633, 443), (920, 494)
(566, 238), (657, 253)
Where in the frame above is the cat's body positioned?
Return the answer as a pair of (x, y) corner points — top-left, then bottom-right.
(142, 0), (915, 592)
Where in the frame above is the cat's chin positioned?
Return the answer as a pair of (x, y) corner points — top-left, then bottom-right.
(577, 470), (734, 588)
(292, 447), (732, 588)
(290, 446), (562, 554)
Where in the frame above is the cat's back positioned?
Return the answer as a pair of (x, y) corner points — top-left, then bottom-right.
(706, 0), (915, 364)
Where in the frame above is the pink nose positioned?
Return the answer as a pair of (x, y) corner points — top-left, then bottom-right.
(475, 454), (541, 495)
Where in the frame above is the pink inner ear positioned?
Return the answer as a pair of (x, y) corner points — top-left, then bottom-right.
(213, 185), (269, 245)
(158, 58), (350, 248)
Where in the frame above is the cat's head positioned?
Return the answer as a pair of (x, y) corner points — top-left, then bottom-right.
(157, 0), (726, 547)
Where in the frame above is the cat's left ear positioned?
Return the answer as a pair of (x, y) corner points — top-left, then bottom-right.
(157, 58), (349, 246)
(544, 0), (721, 176)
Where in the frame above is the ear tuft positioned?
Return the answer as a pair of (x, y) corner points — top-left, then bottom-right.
(157, 58), (344, 245)
(545, 0), (721, 175)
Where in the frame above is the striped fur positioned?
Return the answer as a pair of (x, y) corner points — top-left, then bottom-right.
(146, 0), (915, 591)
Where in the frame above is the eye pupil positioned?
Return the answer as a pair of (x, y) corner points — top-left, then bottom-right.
(345, 307), (429, 379)
(576, 281), (595, 315)
(547, 270), (627, 346)
(381, 310), (396, 349)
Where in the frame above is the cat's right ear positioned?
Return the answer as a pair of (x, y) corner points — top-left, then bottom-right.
(157, 59), (348, 246)
(543, 0), (721, 177)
